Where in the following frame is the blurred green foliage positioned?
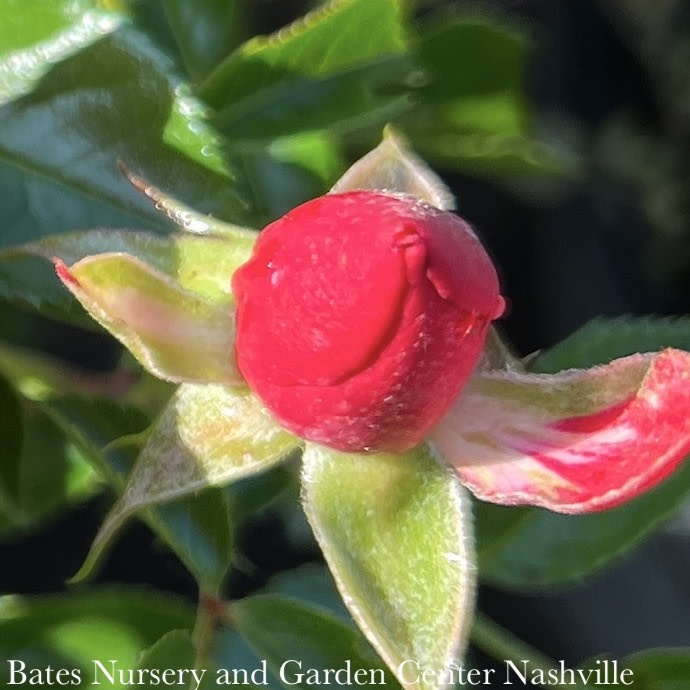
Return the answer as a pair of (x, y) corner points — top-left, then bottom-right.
(0, 0), (689, 686)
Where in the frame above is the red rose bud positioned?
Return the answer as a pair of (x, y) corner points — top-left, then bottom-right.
(232, 191), (504, 452)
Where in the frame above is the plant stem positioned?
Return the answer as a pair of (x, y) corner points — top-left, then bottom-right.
(471, 611), (591, 690)
(191, 591), (219, 680)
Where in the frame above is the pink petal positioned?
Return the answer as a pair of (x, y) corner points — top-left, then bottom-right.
(429, 349), (690, 513)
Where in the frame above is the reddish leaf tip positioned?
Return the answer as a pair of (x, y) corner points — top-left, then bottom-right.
(53, 258), (80, 288)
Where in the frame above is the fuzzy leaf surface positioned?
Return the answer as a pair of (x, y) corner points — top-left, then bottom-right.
(75, 385), (299, 582)
(44, 395), (235, 590)
(331, 128), (455, 210)
(301, 444), (474, 690)
(56, 253), (240, 383)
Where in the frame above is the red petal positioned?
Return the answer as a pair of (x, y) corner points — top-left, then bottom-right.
(429, 349), (690, 513)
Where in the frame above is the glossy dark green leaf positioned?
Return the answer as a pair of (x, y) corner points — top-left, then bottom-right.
(532, 315), (690, 374)
(233, 594), (398, 690)
(201, 0), (412, 143)
(476, 316), (690, 590)
(0, 161), (157, 250)
(0, 26), (252, 230)
(202, 0), (408, 107)
(151, 488), (234, 593)
(0, 587), (194, 689)
(162, 0), (247, 82)
(0, 0), (126, 103)
(212, 58), (412, 145)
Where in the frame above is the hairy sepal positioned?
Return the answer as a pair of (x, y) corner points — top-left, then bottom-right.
(301, 443), (475, 690)
(55, 253), (241, 384)
(430, 349), (690, 513)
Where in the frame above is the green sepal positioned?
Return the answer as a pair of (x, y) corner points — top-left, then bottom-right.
(331, 127), (456, 210)
(72, 384), (300, 583)
(56, 252), (241, 383)
(301, 443), (475, 690)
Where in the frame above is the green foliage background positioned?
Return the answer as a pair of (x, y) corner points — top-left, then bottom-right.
(0, 0), (689, 687)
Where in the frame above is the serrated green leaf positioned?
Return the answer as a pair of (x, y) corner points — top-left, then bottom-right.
(201, 0), (412, 144)
(58, 253), (241, 383)
(0, 587), (194, 690)
(202, 0), (408, 106)
(0, 0), (126, 104)
(532, 315), (690, 374)
(73, 385), (299, 583)
(215, 57), (412, 145)
(301, 444), (474, 690)
(0, 26), (252, 231)
(331, 128), (455, 209)
(233, 595), (398, 690)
